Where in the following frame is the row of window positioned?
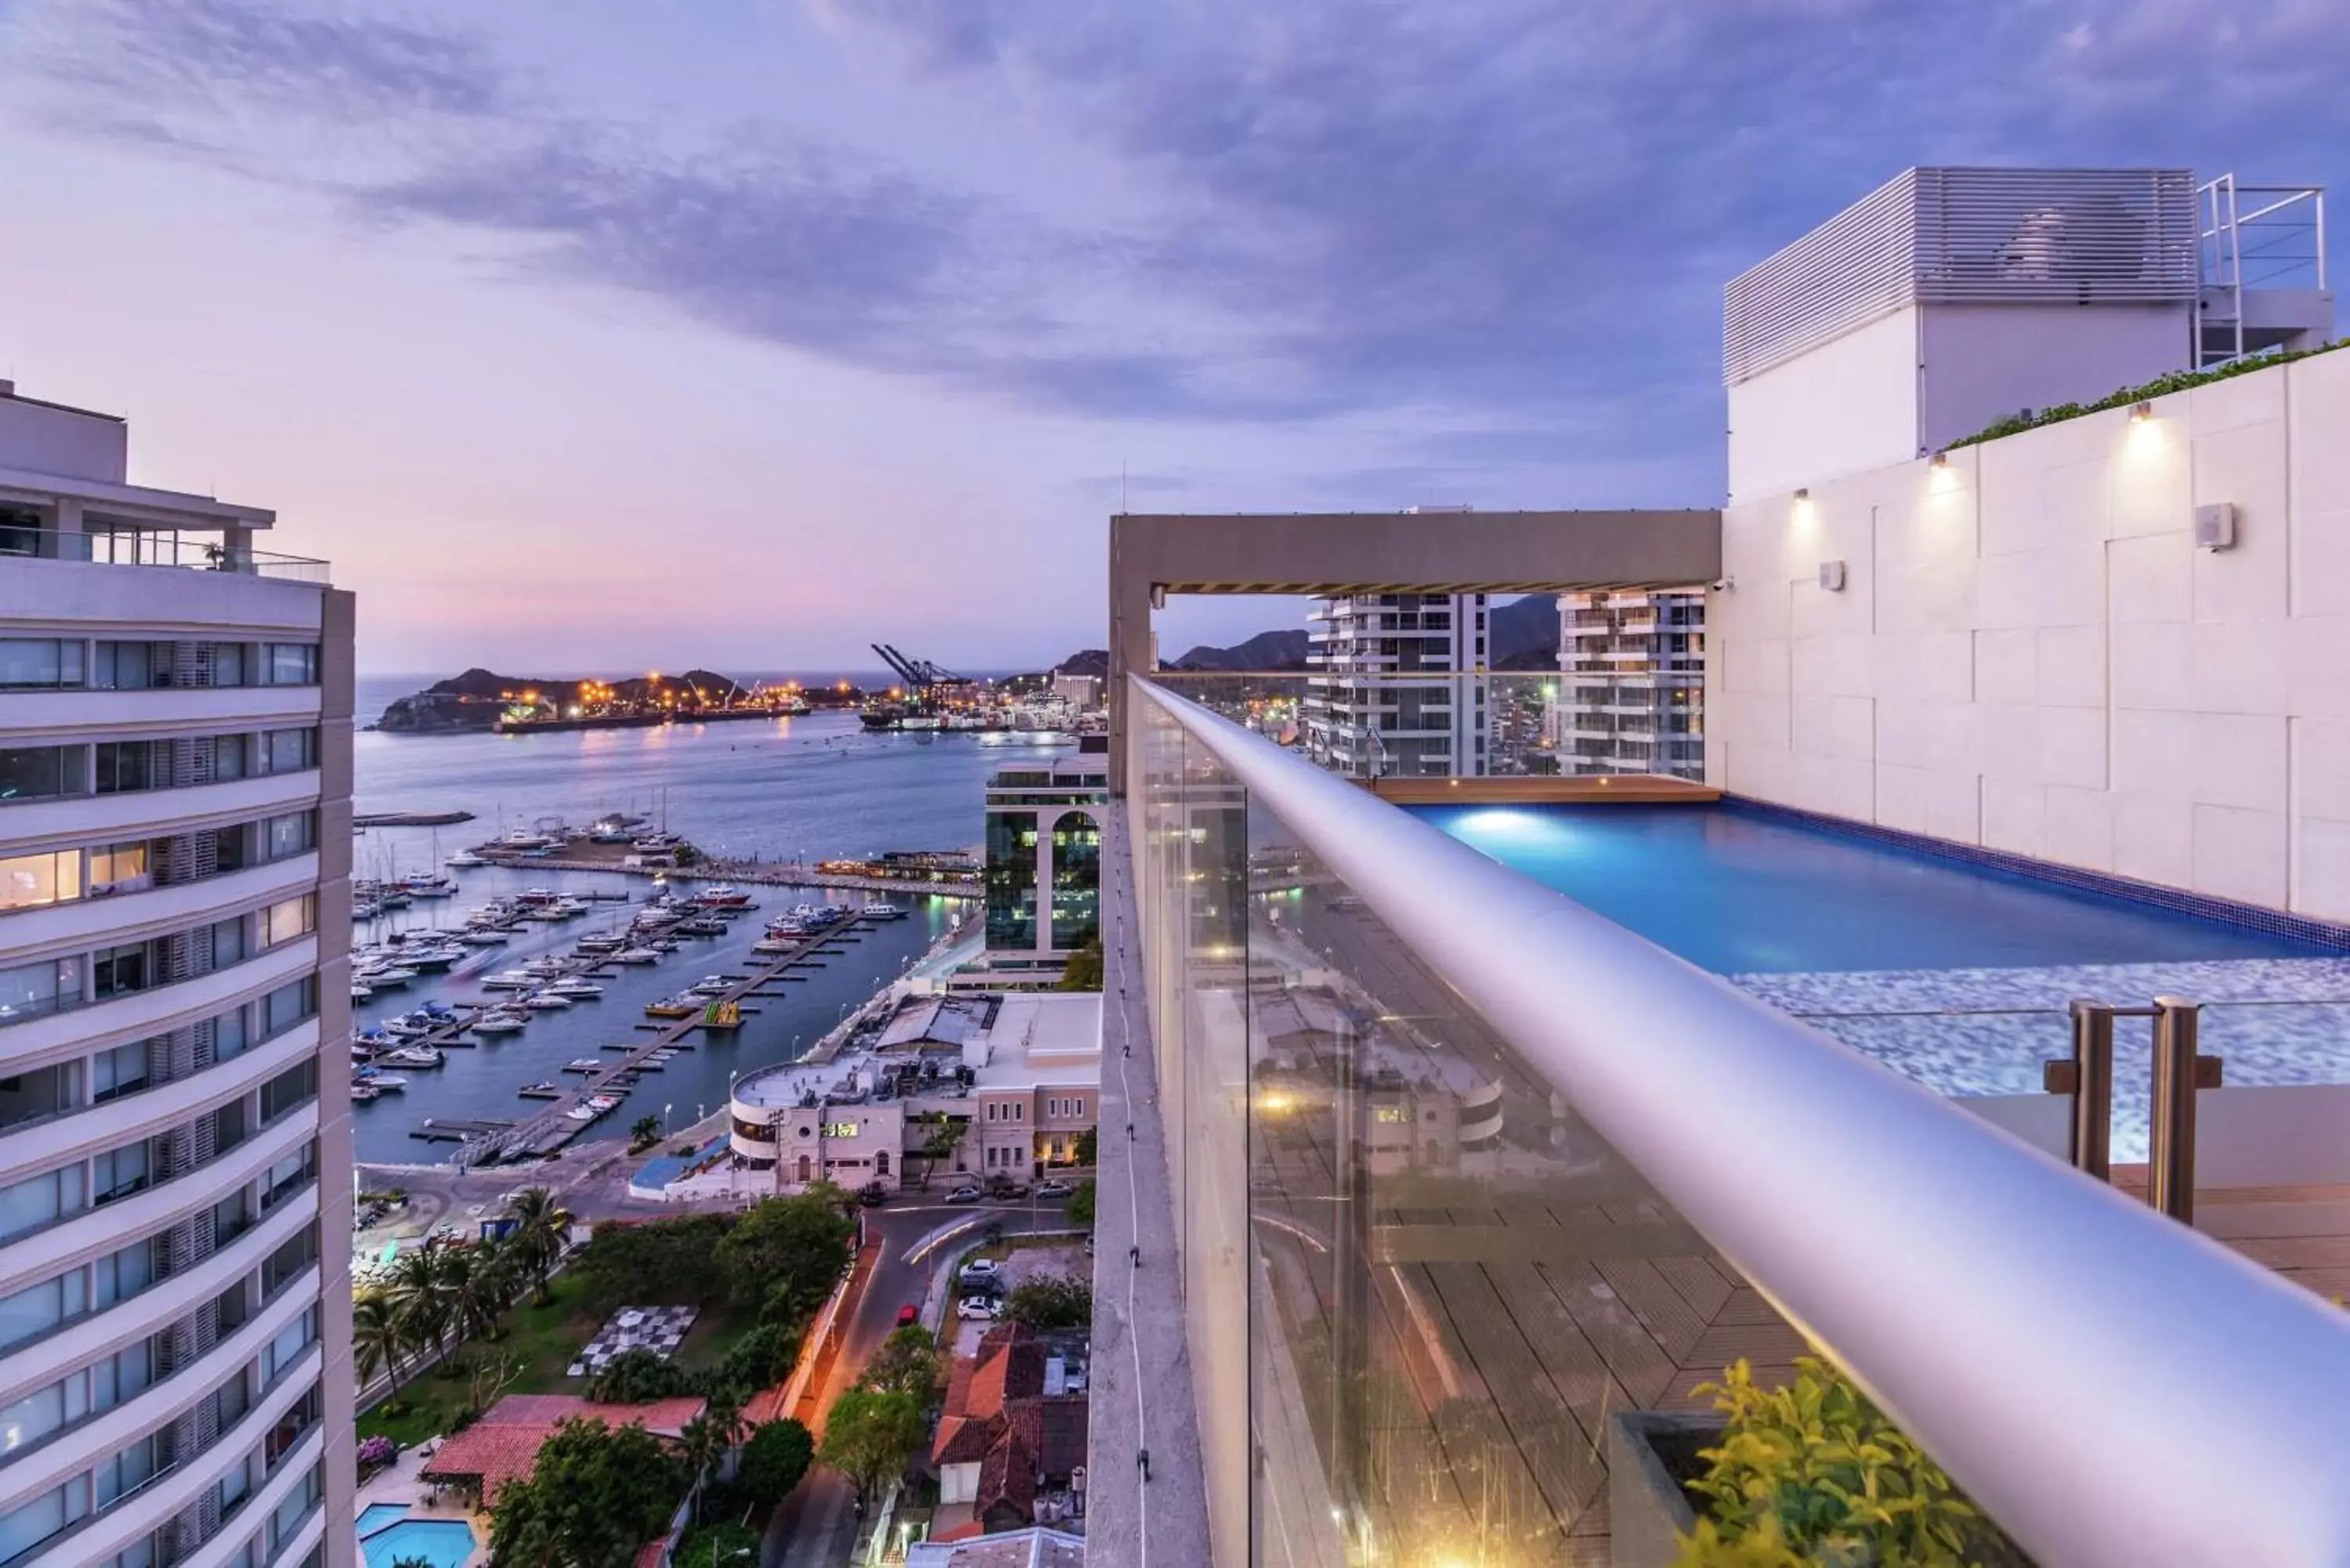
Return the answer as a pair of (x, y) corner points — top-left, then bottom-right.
(0, 811), (316, 916)
(0, 898), (316, 1028)
(984, 1100), (1028, 1123)
(1043, 1096), (1090, 1118)
(0, 641), (317, 693)
(0, 728), (318, 808)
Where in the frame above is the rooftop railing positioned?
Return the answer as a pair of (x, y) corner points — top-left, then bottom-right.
(0, 529), (331, 584)
(1132, 673), (2350, 1568)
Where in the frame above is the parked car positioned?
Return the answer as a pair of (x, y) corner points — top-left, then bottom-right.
(858, 1182), (889, 1207)
(956, 1295), (1001, 1321)
(944, 1185), (984, 1204)
(1035, 1179), (1074, 1200)
(896, 1303), (920, 1328)
(959, 1257), (1003, 1285)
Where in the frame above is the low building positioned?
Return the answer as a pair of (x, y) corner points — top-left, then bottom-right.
(905, 1526), (1086, 1568)
(419, 1393), (707, 1506)
(727, 992), (1101, 1190)
(930, 1324), (1090, 1542)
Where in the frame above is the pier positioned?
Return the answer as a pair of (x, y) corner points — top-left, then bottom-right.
(445, 911), (887, 1169)
(355, 810), (477, 828)
(479, 854), (974, 899)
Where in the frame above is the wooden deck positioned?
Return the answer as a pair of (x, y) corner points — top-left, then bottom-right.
(1367, 775), (1719, 805)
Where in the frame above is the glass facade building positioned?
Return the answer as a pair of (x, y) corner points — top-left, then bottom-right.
(982, 761), (1108, 965)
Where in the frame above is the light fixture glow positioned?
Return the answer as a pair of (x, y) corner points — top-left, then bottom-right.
(2130, 400), (2154, 423)
(1929, 450), (1949, 469)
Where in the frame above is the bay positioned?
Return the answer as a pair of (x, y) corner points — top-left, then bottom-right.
(347, 674), (1061, 1165)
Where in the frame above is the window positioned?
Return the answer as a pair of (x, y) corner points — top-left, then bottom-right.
(0, 1165), (86, 1244)
(262, 977), (314, 1037)
(258, 895), (315, 948)
(93, 1434), (158, 1508)
(260, 1060), (316, 1123)
(93, 1241), (154, 1310)
(0, 1272), (88, 1356)
(0, 640), (84, 691)
(262, 645), (317, 686)
(215, 1006), (250, 1061)
(263, 812), (314, 861)
(0, 1476), (89, 1562)
(0, 744), (86, 804)
(262, 1227), (317, 1297)
(89, 841), (147, 893)
(210, 643), (247, 687)
(260, 728), (316, 775)
(92, 942), (152, 1000)
(92, 641), (168, 691)
(820, 1122), (860, 1139)
(0, 850), (78, 913)
(0, 956), (78, 1024)
(266, 1313), (317, 1383)
(214, 1190), (251, 1248)
(263, 1143), (314, 1211)
(92, 1143), (150, 1205)
(0, 1062), (77, 1131)
(92, 740), (152, 795)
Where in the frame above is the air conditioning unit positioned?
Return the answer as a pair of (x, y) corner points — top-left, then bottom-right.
(1817, 560), (1848, 592)
(2195, 503), (2238, 551)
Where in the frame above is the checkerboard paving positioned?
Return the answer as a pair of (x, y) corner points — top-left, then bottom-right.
(566, 1305), (699, 1378)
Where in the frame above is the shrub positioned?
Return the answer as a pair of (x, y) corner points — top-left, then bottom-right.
(589, 1347), (693, 1404)
(1676, 1358), (2001, 1567)
(674, 1519), (759, 1566)
(1003, 1274), (1091, 1328)
(1065, 1179), (1096, 1229)
(738, 1418), (815, 1507)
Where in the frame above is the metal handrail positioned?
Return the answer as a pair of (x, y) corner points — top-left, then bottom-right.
(1133, 675), (2350, 1568)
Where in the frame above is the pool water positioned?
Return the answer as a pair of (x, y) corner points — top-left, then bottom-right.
(357, 1504), (410, 1535)
(1415, 803), (2337, 974)
(360, 1517), (476, 1568)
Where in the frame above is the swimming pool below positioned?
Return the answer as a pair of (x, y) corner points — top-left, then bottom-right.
(357, 1504), (409, 1536)
(1414, 802), (2337, 974)
(360, 1517), (476, 1568)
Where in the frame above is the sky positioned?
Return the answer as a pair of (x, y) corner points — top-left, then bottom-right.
(1, 0), (2344, 674)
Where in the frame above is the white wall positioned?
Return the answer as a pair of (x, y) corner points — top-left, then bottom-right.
(0, 396), (127, 485)
(1709, 345), (2350, 920)
(1728, 308), (1918, 503)
(1916, 304), (2189, 456)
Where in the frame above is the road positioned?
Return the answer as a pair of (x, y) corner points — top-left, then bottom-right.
(763, 1195), (1080, 1568)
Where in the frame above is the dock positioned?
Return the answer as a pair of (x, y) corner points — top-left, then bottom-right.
(355, 810), (478, 828)
(479, 853), (974, 899)
(446, 911), (885, 1168)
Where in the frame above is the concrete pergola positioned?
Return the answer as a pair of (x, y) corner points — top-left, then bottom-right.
(1105, 508), (1723, 793)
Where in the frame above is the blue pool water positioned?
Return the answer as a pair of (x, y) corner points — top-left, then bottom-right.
(361, 1517), (476, 1568)
(357, 1504), (410, 1535)
(1415, 803), (2337, 974)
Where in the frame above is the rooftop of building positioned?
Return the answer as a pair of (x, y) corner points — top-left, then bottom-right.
(968, 992), (1101, 1089)
(418, 1393), (706, 1505)
(904, 1526), (1086, 1568)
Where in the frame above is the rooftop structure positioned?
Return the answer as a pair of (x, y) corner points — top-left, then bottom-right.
(0, 385), (352, 1568)
(418, 1393), (706, 1505)
(1092, 164), (2350, 1568)
(906, 1526), (1086, 1568)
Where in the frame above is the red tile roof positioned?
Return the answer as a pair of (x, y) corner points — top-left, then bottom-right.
(421, 1393), (707, 1505)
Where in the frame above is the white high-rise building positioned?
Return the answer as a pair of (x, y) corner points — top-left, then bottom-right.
(0, 381), (352, 1568)
(1303, 592), (1488, 778)
(1555, 589), (1705, 779)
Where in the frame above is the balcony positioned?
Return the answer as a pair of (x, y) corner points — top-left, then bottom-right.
(1120, 675), (2350, 1568)
(0, 686), (324, 745)
(0, 532), (329, 585)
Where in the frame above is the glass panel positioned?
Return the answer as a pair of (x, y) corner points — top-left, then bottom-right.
(0, 850), (78, 912)
(1049, 810), (1101, 952)
(0, 1166), (85, 1243)
(0, 745), (83, 804)
(985, 808), (1039, 950)
(0, 1273), (85, 1355)
(0, 958), (75, 1024)
(89, 842), (147, 892)
(263, 645), (317, 686)
(0, 1061), (77, 1130)
(92, 741), (151, 795)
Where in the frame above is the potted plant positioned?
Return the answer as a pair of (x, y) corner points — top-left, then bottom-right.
(1608, 1358), (2026, 1567)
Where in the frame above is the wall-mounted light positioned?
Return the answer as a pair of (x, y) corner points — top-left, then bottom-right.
(1794, 487), (1811, 501)
(1817, 560), (1847, 593)
(1929, 451), (1950, 469)
(2129, 401), (2155, 423)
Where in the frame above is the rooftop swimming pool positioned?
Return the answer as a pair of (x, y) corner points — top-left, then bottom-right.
(1415, 802), (2338, 974)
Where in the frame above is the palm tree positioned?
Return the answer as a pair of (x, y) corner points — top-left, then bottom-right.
(678, 1392), (743, 1521)
(505, 1187), (573, 1305)
(630, 1114), (660, 1149)
(387, 1246), (450, 1363)
(352, 1293), (410, 1395)
(436, 1240), (507, 1348)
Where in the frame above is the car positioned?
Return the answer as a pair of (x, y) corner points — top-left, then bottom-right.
(1084, 1232), (1095, 1257)
(956, 1295), (1001, 1321)
(896, 1304), (919, 1328)
(858, 1182), (889, 1208)
(959, 1257), (1003, 1284)
(944, 1185), (984, 1204)
(1035, 1179), (1073, 1200)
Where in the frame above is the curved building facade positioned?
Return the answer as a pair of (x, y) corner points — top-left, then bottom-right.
(0, 383), (350, 1568)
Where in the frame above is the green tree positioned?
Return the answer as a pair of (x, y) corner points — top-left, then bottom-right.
(489, 1417), (685, 1568)
(1003, 1274), (1092, 1328)
(716, 1190), (856, 1321)
(1065, 1178), (1097, 1229)
(677, 1391), (743, 1522)
(702, 1321), (797, 1400)
(817, 1388), (926, 1505)
(573, 1213), (734, 1314)
(1073, 1126), (1097, 1165)
(352, 1294), (410, 1394)
(861, 1325), (938, 1400)
(589, 1348), (693, 1404)
(672, 1520), (758, 1567)
(387, 1246), (450, 1360)
(630, 1115), (661, 1151)
(737, 1418), (814, 1508)
(504, 1187), (573, 1306)
(1055, 938), (1104, 992)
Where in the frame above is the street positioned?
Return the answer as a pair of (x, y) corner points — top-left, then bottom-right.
(763, 1196), (1082, 1568)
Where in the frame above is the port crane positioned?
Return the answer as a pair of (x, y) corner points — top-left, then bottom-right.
(871, 645), (978, 696)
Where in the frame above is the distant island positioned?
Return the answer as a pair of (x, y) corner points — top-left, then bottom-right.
(374, 667), (765, 732)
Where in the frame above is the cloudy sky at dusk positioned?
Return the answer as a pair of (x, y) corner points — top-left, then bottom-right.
(1, 0), (2341, 673)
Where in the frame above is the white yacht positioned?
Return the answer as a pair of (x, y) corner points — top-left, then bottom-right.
(481, 970), (538, 991)
(470, 1011), (529, 1036)
(613, 947), (662, 965)
(446, 849), (490, 868)
(521, 992), (574, 1010)
(548, 977), (605, 999)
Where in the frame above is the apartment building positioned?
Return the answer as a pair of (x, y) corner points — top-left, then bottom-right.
(1302, 591), (1489, 778)
(980, 761), (1106, 980)
(0, 382), (352, 1568)
(1554, 588), (1705, 779)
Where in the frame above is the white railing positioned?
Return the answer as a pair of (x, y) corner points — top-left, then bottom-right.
(1134, 675), (2350, 1568)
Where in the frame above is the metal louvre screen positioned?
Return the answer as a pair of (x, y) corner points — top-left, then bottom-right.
(1725, 167), (2200, 384)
